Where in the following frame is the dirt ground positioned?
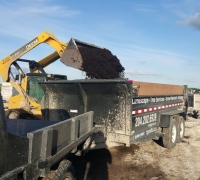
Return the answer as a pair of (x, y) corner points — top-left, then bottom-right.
(69, 116), (200, 180)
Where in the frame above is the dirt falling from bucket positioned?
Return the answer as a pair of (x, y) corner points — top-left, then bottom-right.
(79, 47), (125, 79)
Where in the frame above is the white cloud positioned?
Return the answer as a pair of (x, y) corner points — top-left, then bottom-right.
(162, 0), (200, 18)
(132, 3), (156, 13)
(175, 10), (189, 19)
(186, 61), (200, 66)
(176, 12), (200, 30)
(20, 5), (79, 17)
(124, 44), (187, 68)
(0, 0), (81, 39)
(0, 1), (80, 18)
(125, 70), (162, 77)
(184, 78), (200, 82)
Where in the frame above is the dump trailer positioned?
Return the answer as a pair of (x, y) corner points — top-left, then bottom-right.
(39, 79), (188, 150)
(0, 94), (95, 180)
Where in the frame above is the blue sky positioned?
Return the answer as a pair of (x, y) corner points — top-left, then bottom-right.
(0, 0), (200, 88)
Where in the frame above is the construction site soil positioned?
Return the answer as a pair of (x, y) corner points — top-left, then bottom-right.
(79, 47), (125, 79)
(68, 116), (200, 180)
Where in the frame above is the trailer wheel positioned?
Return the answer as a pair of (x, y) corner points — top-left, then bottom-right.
(176, 116), (185, 143)
(54, 159), (76, 180)
(162, 118), (177, 149)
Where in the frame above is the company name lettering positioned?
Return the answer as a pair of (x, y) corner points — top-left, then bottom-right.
(133, 96), (184, 104)
(26, 38), (38, 49)
(133, 98), (149, 104)
(11, 38), (38, 59)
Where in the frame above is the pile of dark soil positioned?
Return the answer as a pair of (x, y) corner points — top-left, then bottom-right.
(79, 47), (125, 79)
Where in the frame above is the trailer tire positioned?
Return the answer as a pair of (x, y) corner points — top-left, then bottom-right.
(162, 118), (177, 149)
(176, 116), (185, 143)
(54, 159), (76, 180)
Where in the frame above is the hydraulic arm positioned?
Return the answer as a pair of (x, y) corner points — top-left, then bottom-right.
(0, 31), (67, 82)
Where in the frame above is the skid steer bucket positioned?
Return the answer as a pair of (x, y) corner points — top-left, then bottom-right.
(60, 38), (125, 79)
(60, 38), (104, 70)
(39, 79), (132, 148)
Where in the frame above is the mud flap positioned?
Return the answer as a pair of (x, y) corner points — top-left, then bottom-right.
(39, 79), (132, 148)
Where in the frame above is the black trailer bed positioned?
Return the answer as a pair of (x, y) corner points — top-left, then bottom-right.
(6, 119), (57, 137)
(39, 79), (187, 149)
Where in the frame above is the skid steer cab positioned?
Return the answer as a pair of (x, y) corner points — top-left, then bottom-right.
(3, 58), (67, 120)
